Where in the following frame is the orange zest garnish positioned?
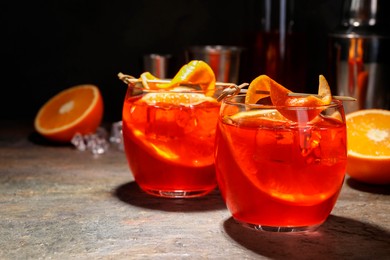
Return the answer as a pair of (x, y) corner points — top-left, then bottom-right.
(34, 84), (104, 143)
(346, 109), (390, 184)
(139, 71), (160, 89)
(245, 75), (271, 104)
(245, 75), (332, 122)
(156, 60), (216, 96)
(271, 76), (331, 107)
(318, 75), (332, 104)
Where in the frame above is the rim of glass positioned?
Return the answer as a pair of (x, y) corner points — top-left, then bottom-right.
(222, 94), (343, 110)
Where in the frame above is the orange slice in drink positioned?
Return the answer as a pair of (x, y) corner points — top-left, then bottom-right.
(156, 60), (216, 95)
(346, 109), (390, 184)
(34, 84), (104, 142)
(130, 92), (219, 167)
(229, 109), (286, 128)
(227, 109), (343, 205)
(141, 92), (217, 106)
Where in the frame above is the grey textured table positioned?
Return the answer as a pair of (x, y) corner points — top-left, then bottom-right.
(1, 121), (389, 259)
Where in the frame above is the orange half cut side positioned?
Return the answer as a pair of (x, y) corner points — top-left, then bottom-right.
(346, 109), (390, 184)
(34, 84), (104, 143)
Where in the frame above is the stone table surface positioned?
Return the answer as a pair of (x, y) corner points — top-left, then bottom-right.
(1, 121), (389, 260)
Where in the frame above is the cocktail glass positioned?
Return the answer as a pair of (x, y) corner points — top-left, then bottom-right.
(122, 82), (223, 198)
(214, 94), (347, 232)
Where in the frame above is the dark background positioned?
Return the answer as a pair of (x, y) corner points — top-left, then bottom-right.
(1, 0), (384, 123)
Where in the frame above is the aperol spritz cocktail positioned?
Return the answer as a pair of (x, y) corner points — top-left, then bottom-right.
(215, 93), (347, 232)
(122, 83), (221, 198)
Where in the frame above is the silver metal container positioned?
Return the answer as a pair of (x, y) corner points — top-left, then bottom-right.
(328, 33), (390, 113)
(143, 54), (171, 79)
(328, 0), (390, 113)
(185, 45), (242, 84)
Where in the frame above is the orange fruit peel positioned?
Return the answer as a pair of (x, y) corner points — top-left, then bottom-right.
(245, 75), (271, 104)
(318, 75), (332, 104)
(139, 71), (160, 89)
(156, 60), (216, 95)
(245, 74), (332, 122)
(34, 84), (104, 143)
(346, 109), (390, 184)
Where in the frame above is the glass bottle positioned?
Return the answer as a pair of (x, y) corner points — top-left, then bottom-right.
(245, 0), (307, 92)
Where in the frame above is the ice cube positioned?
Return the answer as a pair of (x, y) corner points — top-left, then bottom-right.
(71, 127), (109, 154)
(109, 121), (124, 151)
(176, 109), (197, 134)
(71, 133), (87, 151)
(299, 127), (321, 163)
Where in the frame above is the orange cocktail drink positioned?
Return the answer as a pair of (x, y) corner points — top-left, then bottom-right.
(214, 75), (347, 231)
(121, 60), (221, 198)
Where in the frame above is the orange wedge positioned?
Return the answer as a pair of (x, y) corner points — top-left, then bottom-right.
(346, 109), (390, 184)
(156, 60), (216, 95)
(34, 84), (104, 143)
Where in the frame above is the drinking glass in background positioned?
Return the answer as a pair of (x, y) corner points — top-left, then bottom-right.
(328, 0), (390, 113)
(214, 94), (347, 232)
(186, 45), (242, 84)
(122, 81), (223, 198)
(143, 54), (171, 79)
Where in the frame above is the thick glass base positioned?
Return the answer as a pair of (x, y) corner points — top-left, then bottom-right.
(141, 187), (214, 198)
(238, 220), (321, 233)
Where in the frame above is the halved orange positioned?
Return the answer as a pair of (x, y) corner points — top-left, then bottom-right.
(346, 109), (390, 184)
(156, 60), (216, 95)
(34, 84), (104, 143)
